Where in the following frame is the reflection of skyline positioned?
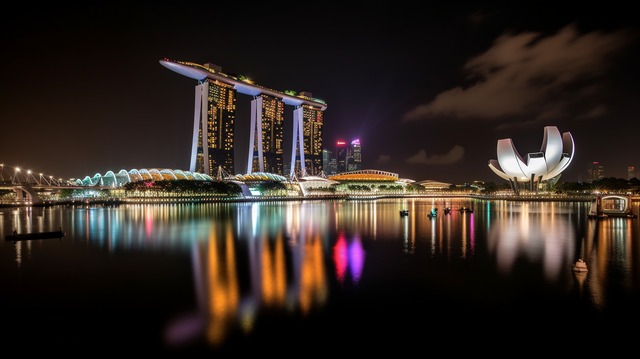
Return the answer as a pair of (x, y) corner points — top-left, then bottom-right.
(165, 202), (331, 348)
(333, 232), (365, 285)
(412, 200), (477, 259)
(3, 200), (639, 350)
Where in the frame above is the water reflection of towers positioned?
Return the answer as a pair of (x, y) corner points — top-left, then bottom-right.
(192, 201), (330, 347)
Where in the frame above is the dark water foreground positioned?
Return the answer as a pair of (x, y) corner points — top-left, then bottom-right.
(2, 198), (639, 355)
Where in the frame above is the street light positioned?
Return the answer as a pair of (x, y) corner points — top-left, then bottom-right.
(12, 167), (21, 184)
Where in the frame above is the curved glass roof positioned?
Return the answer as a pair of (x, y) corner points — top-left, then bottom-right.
(74, 168), (215, 187)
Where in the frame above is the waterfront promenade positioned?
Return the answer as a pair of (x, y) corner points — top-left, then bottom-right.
(0, 192), (602, 208)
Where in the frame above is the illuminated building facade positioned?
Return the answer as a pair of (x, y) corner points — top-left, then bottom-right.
(74, 168), (215, 187)
(334, 139), (362, 174)
(328, 169), (399, 181)
(193, 79), (236, 176)
(322, 149), (335, 176)
(347, 139), (362, 171)
(335, 140), (348, 173)
(298, 101), (324, 176)
(248, 94), (285, 175)
(488, 126), (574, 194)
(159, 59), (327, 178)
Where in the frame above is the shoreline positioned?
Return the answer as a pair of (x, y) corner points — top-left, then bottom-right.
(0, 193), (604, 208)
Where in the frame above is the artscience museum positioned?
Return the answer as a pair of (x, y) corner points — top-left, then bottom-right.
(488, 126), (574, 194)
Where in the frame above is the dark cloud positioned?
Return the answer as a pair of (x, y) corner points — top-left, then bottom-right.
(405, 146), (465, 165)
(402, 24), (634, 123)
(376, 155), (391, 164)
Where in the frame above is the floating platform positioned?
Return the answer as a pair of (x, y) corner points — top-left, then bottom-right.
(5, 229), (66, 241)
(588, 195), (637, 219)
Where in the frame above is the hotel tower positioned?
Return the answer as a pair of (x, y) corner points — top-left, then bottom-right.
(159, 59), (327, 178)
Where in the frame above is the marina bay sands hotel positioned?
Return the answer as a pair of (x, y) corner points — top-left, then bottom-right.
(160, 59), (327, 179)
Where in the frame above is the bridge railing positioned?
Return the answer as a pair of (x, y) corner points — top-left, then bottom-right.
(0, 164), (69, 187)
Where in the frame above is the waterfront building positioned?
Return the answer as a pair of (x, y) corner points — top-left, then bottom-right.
(74, 168), (216, 187)
(415, 179), (453, 191)
(328, 169), (399, 182)
(159, 59), (327, 179)
(488, 126), (575, 194)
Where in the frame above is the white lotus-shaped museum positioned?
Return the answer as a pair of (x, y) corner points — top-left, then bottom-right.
(488, 126), (574, 190)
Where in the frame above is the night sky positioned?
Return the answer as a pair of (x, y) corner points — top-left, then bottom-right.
(1, 2), (638, 184)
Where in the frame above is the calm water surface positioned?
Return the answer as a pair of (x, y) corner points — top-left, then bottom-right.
(2, 198), (639, 355)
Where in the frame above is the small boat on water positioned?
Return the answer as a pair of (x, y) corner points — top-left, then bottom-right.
(587, 211), (608, 219)
(5, 228), (66, 241)
(399, 209), (409, 216)
(572, 258), (588, 273)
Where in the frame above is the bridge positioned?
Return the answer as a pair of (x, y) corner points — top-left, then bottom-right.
(0, 163), (75, 205)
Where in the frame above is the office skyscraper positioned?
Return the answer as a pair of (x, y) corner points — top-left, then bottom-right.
(322, 149), (335, 176)
(335, 140), (348, 173)
(347, 139), (362, 171)
(587, 161), (604, 182)
(333, 138), (362, 173)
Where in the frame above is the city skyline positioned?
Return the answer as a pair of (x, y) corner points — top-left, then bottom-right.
(1, 2), (639, 184)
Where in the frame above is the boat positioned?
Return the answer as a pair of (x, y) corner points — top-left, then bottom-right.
(5, 228), (66, 241)
(587, 211), (607, 219)
(399, 209), (409, 216)
(443, 207), (451, 215)
(572, 258), (588, 273)
(587, 198), (606, 219)
(459, 206), (473, 213)
(427, 208), (437, 219)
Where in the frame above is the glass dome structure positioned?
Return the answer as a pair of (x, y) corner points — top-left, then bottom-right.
(74, 168), (215, 187)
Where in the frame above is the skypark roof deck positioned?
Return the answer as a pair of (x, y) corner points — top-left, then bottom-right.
(159, 58), (327, 110)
